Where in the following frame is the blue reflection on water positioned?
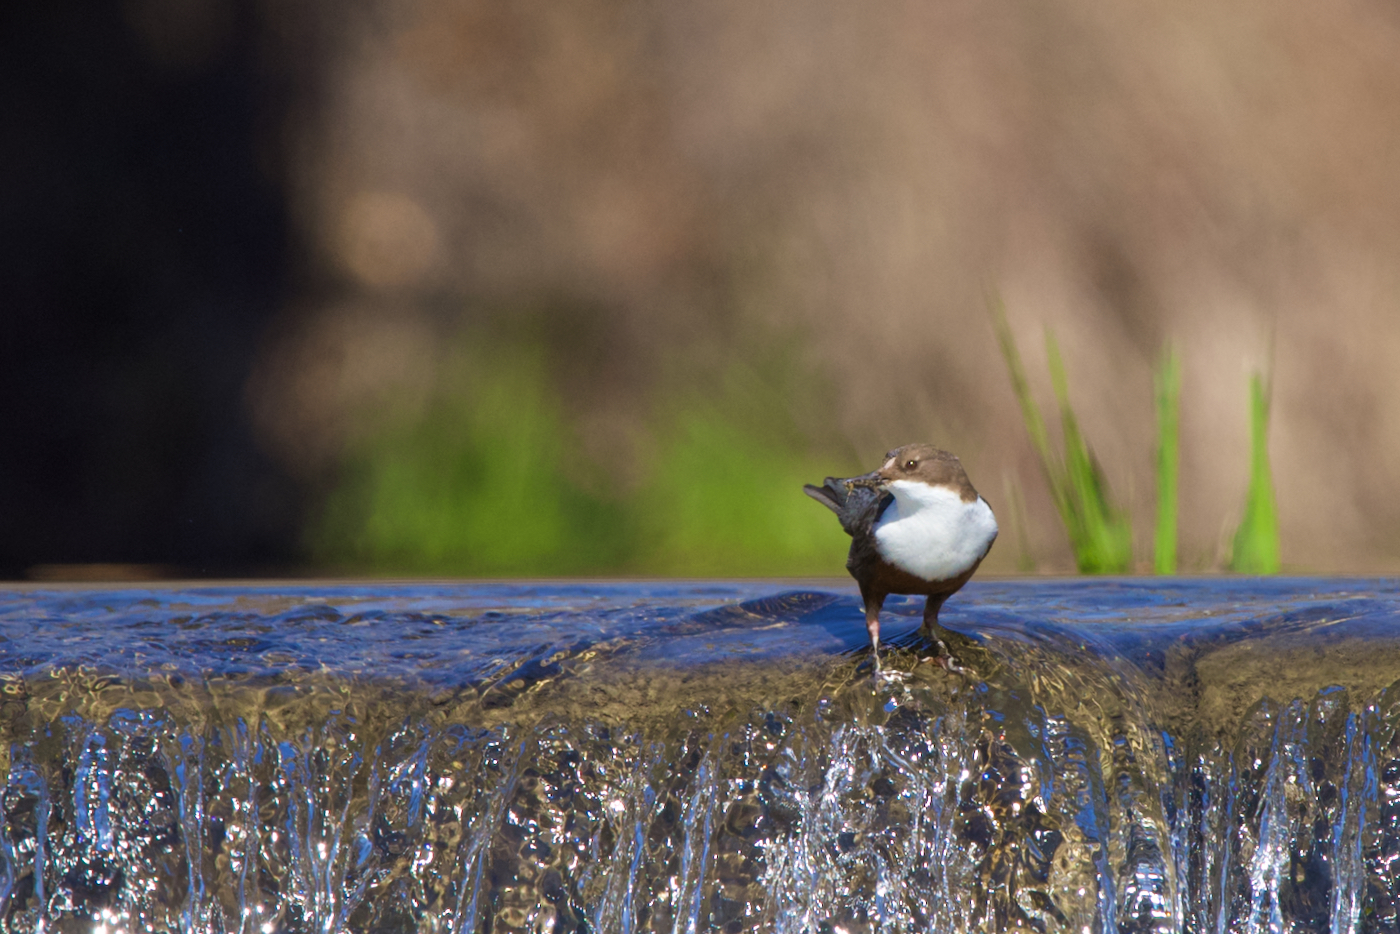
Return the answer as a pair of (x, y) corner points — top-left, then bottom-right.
(1, 577), (1396, 682)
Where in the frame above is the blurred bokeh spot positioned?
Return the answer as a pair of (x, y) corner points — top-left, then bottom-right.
(336, 192), (441, 289)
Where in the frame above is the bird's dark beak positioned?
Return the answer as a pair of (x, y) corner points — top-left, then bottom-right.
(844, 470), (888, 491)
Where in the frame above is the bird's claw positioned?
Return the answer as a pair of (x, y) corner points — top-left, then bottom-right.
(873, 665), (909, 685)
(916, 636), (973, 678)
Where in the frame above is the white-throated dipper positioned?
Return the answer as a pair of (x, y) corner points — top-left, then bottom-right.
(804, 443), (997, 673)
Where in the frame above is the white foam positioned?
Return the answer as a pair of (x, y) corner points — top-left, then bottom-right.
(872, 480), (998, 582)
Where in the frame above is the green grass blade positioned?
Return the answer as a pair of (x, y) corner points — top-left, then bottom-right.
(1045, 332), (1132, 573)
(1229, 372), (1280, 574)
(1154, 345), (1181, 574)
(991, 300), (1072, 526)
(990, 296), (1132, 574)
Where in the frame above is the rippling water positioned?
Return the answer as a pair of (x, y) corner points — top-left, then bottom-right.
(2, 578), (1399, 934)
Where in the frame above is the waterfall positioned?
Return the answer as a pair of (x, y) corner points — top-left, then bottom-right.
(1, 580), (1398, 933)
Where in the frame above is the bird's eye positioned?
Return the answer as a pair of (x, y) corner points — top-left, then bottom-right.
(904, 459), (917, 470)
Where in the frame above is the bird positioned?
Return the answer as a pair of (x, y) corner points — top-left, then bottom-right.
(804, 443), (997, 674)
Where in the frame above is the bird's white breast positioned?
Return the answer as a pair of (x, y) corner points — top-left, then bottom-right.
(873, 480), (998, 582)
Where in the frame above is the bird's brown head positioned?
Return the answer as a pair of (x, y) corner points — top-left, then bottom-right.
(846, 443), (978, 502)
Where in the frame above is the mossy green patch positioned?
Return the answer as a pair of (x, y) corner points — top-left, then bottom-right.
(633, 403), (847, 576)
(309, 343), (849, 577)
(311, 347), (631, 575)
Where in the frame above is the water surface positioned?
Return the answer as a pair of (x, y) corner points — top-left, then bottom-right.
(2, 578), (1398, 934)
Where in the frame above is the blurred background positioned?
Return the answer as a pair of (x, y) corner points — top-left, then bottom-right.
(6, 0), (1400, 580)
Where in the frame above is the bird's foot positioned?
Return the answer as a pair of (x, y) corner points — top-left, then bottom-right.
(873, 664), (910, 685)
(918, 636), (973, 678)
(864, 648), (910, 685)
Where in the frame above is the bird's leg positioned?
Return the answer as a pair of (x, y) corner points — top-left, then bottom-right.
(920, 594), (967, 674)
(864, 596), (883, 671)
(862, 592), (896, 679)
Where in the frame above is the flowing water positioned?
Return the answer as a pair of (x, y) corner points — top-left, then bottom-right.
(2, 578), (1400, 934)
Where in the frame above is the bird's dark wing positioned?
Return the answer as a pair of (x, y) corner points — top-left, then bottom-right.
(803, 476), (889, 538)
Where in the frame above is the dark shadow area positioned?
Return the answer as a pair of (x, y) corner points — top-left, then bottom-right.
(0, 0), (309, 577)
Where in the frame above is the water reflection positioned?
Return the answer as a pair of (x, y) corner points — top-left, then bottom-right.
(1, 579), (1399, 932)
